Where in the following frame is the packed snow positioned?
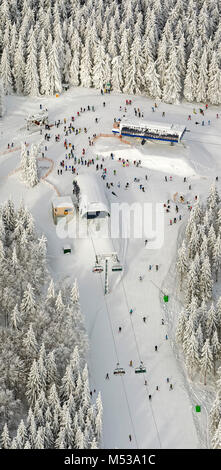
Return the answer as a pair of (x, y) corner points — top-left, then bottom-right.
(1, 87), (221, 449)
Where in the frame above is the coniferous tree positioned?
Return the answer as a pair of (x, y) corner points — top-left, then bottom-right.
(163, 46), (181, 104)
(24, 28), (39, 96)
(0, 78), (5, 117)
(183, 49), (198, 102)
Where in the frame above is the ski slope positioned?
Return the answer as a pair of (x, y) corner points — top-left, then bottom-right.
(0, 88), (220, 448)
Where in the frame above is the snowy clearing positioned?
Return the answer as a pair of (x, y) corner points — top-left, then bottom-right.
(1, 87), (220, 449)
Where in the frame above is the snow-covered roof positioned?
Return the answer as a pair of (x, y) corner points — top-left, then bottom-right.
(120, 120), (186, 139)
(26, 109), (48, 122)
(75, 174), (110, 217)
(52, 196), (74, 209)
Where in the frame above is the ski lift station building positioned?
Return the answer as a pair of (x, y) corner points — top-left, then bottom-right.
(75, 174), (110, 219)
(52, 196), (74, 224)
(112, 119), (186, 143)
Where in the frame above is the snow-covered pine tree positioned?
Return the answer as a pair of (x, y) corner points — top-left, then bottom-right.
(199, 256), (213, 303)
(39, 45), (50, 96)
(0, 46), (12, 95)
(0, 78), (5, 117)
(145, 56), (162, 100)
(92, 41), (107, 90)
(27, 144), (39, 187)
(213, 234), (221, 282)
(24, 28), (39, 96)
(163, 46), (181, 104)
(26, 359), (42, 407)
(207, 50), (221, 105)
(48, 41), (62, 95)
(185, 332), (200, 379)
(22, 323), (38, 360)
(200, 338), (213, 385)
(196, 48), (208, 103)
(80, 38), (92, 88)
(183, 49), (198, 102)
(1, 423), (11, 449)
(123, 35), (145, 95)
(111, 56), (123, 93)
(176, 309), (188, 345)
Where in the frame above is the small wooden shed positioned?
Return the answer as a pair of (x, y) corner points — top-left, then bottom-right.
(52, 196), (74, 224)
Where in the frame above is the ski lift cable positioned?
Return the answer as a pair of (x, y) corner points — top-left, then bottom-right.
(120, 275), (163, 449)
(111, 239), (162, 449)
(88, 229), (139, 448)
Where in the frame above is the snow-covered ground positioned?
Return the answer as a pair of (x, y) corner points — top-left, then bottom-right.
(1, 88), (220, 449)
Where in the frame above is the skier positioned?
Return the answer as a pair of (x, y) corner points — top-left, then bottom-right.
(139, 275), (143, 281)
(162, 112), (165, 117)
(149, 394), (152, 400)
(184, 177), (186, 182)
(189, 184), (191, 190)
(170, 383), (173, 390)
(103, 102), (106, 107)
(161, 319), (164, 325)
(165, 176), (167, 182)
(129, 308), (133, 314)
(129, 360), (133, 367)
(166, 377), (169, 383)
(106, 373), (109, 380)
(149, 265), (152, 270)
(144, 380), (147, 386)
(129, 434), (132, 442)
(165, 334), (168, 340)
(155, 345), (158, 351)
(119, 327), (122, 333)
(156, 386), (159, 391)
(156, 265), (159, 271)
(143, 317), (147, 323)
(216, 176), (218, 181)
(144, 240), (148, 246)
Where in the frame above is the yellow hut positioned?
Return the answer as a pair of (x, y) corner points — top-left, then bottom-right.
(52, 196), (74, 224)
